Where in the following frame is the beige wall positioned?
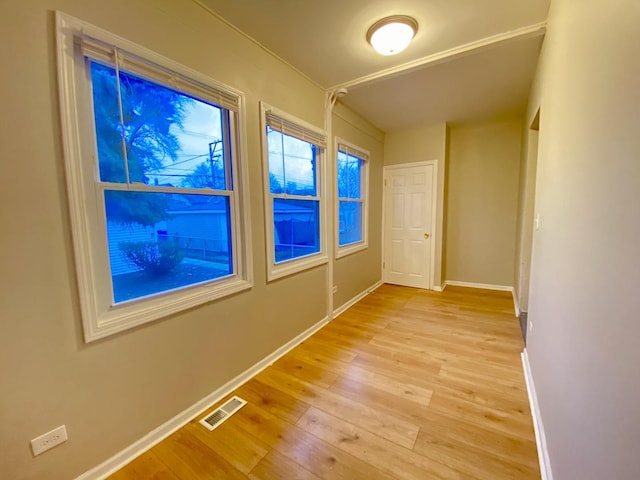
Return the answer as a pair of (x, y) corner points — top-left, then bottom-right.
(526, 0), (640, 478)
(445, 118), (522, 286)
(384, 122), (448, 286)
(332, 104), (384, 307)
(383, 123), (447, 166)
(0, 2), (376, 479)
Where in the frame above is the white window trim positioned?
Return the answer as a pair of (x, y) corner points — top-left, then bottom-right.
(335, 137), (369, 259)
(56, 12), (253, 342)
(259, 102), (328, 281)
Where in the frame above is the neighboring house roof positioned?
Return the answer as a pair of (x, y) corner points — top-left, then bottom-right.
(165, 194), (315, 215)
(166, 194), (227, 212)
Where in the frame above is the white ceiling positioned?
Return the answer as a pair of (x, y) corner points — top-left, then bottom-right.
(198, 0), (550, 131)
(345, 35), (544, 131)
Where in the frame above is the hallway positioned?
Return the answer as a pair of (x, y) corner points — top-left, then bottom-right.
(112, 285), (539, 479)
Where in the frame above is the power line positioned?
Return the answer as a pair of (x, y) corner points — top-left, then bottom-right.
(267, 150), (315, 162)
(180, 130), (220, 139)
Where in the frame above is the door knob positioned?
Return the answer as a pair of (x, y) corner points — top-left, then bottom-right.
(424, 233), (430, 239)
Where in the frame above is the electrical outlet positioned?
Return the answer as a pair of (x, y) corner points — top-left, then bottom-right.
(31, 425), (68, 456)
(528, 320), (534, 336)
(332, 285), (338, 294)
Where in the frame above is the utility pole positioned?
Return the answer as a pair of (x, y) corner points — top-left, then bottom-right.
(208, 140), (221, 188)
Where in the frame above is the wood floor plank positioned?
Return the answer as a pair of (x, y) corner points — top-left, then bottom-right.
(287, 346), (433, 405)
(349, 348), (443, 390)
(108, 450), (180, 480)
(428, 390), (535, 440)
(152, 429), (247, 479)
(298, 406), (464, 480)
(414, 425), (539, 479)
(275, 422), (399, 480)
(248, 450), (321, 480)
(329, 376), (434, 426)
(258, 366), (420, 449)
(234, 402), (397, 480)
(271, 353), (339, 388)
(109, 284), (540, 480)
(182, 420), (268, 475)
(297, 338), (359, 363)
(415, 409), (539, 469)
(234, 377), (311, 425)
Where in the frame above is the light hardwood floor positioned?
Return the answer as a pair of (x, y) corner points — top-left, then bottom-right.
(110, 284), (540, 479)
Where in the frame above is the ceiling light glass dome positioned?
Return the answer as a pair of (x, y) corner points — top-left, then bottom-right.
(367, 16), (418, 56)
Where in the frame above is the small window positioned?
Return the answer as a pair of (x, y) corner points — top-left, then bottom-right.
(261, 103), (327, 280)
(57, 13), (252, 341)
(336, 139), (369, 257)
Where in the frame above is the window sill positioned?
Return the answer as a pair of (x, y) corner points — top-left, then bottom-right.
(336, 241), (368, 259)
(83, 277), (252, 342)
(267, 253), (328, 281)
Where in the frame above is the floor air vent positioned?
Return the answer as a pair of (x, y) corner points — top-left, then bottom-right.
(199, 396), (247, 431)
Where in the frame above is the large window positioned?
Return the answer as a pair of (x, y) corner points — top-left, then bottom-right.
(57, 13), (252, 341)
(336, 139), (369, 257)
(261, 103), (327, 280)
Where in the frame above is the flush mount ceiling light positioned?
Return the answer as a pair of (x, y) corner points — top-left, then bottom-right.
(366, 15), (418, 56)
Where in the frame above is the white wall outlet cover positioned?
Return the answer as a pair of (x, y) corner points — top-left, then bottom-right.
(31, 425), (68, 456)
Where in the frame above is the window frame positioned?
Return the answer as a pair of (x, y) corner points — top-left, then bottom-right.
(335, 137), (369, 258)
(56, 12), (253, 342)
(259, 102), (328, 281)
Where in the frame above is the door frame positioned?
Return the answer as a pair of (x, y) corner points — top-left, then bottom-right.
(382, 160), (439, 290)
(516, 108), (540, 342)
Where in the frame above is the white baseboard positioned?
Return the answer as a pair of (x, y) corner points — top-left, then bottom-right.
(444, 280), (514, 292)
(333, 279), (383, 317)
(433, 283), (446, 292)
(521, 349), (553, 480)
(512, 289), (521, 317)
(75, 314), (330, 480)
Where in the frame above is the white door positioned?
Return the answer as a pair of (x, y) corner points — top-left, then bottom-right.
(383, 164), (434, 289)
